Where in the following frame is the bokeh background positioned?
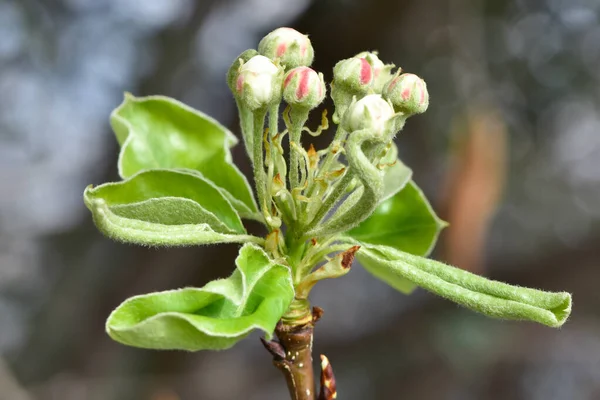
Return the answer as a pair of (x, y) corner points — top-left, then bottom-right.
(1, 0), (599, 399)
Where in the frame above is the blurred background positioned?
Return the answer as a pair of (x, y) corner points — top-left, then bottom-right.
(0, 0), (599, 399)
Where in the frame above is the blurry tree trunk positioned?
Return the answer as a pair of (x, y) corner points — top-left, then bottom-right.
(440, 0), (507, 273)
(441, 110), (507, 273)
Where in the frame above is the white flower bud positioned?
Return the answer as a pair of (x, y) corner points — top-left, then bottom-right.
(227, 49), (258, 93)
(235, 55), (283, 110)
(343, 94), (395, 136)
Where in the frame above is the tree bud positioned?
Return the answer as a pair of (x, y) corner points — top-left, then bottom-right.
(227, 49), (258, 93)
(383, 73), (429, 115)
(235, 55), (283, 110)
(354, 51), (395, 93)
(343, 94), (394, 136)
(332, 57), (374, 93)
(282, 66), (326, 109)
(258, 27), (314, 70)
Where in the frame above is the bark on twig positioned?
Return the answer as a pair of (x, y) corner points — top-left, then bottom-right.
(262, 306), (337, 400)
(318, 354), (337, 400)
(273, 321), (316, 400)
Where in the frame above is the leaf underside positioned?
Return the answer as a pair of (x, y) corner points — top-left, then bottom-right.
(84, 169), (256, 246)
(356, 245), (571, 328)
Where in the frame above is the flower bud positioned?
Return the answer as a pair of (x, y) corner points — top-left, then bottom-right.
(227, 49), (258, 93)
(258, 27), (314, 70)
(235, 55), (284, 110)
(282, 67), (326, 109)
(343, 94), (395, 136)
(333, 57), (374, 93)
(354, 51), (395, 93)
(383, 73), (429, 115)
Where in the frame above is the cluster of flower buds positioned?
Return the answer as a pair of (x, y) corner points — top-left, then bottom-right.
(330, 51), (427, 129)
(229, 27), (325, 112)
(225, 26), (430, 244)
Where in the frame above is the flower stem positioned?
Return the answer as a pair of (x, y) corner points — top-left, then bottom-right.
(303, 170), (354, 233)
(236, 98), (254, 160)
(253, 109), (268, 216)
(289, 108), (310, 191)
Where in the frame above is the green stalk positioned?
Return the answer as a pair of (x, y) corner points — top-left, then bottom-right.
(306, 124), (348, 198)
(268, 103), (280, 140)
(253, 109), (268, 216)
(304, 133), (389, 237)
(289, 108), (310, 191)
(236, 98), (254, 160)
(303, 170), (354, 234)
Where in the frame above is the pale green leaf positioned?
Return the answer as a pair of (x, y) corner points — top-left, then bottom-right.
(111, 94), (257, 215)
(84, 169), (262, 246)
(345, 180), (445, 294)
(346, 181), (447, 256)
(356, 246), (418, 294)
(106, 243), (295, 351)
(357, 244), (572, 328)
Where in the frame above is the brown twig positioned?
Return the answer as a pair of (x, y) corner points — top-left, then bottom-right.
(263, 306), (329, 399)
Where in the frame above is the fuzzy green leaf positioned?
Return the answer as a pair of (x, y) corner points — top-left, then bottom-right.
(84, 169), (262, 246)
(346, 181), (447, 256)
(355, 245), (418, 294)
(111, 94), (257, 216)
(357, 244), (572, 328)
(106, 244), (294, 351)
(345, 181), (446, 293)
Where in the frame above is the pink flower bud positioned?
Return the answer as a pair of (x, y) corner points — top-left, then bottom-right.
(354, 51), (395, 93)
(333, 57), (374, 93)
(383, 73), (429, 115)
(343, 94), (395, 136)
(282, 67), (326, 109)
(235, 55), (283, 110)
(258, 27), (314, 70)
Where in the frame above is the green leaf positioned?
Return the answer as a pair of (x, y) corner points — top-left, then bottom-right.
(357, 244), (572, 328)
(346, 181), (447, 256)
(106, 243), (294, 351)
(84, 169), (262, 246)
(111, 94), (257, 216)
(355, 246), (418, 294)
(344, 180), (446, 294)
